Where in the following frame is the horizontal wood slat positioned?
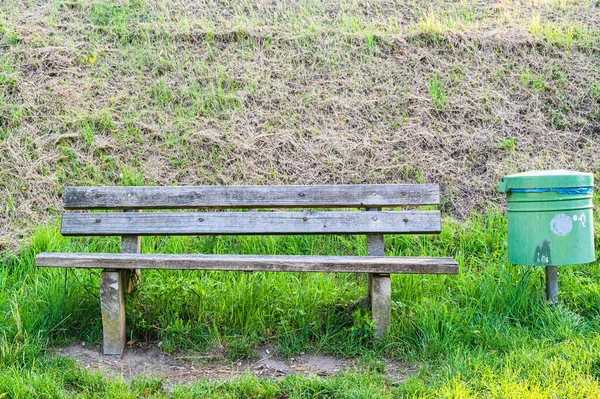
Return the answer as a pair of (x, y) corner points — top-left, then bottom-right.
(61, 211), (441, 236)
(36, 253), (458, 274)
(63, 184), (440, 209)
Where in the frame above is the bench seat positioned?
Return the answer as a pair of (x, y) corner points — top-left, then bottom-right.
(36, 252), (459, 274)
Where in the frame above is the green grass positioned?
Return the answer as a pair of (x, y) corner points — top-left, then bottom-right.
(1, 208), (600, 397)
(427, 72), (447, 110)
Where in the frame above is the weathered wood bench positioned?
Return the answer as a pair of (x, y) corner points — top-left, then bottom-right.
(35, 184), (458, 356)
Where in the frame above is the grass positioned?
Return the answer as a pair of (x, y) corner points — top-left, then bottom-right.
(1, 206), (600, 397)
(427, 72), (447, 110)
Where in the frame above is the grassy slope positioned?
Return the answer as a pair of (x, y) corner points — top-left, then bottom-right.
(1, 0), (600, 249)
(1, 0), (600, 397)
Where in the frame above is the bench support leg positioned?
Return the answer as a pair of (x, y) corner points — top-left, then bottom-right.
(121, 210), (141, 294)
(100, 270), (126, 356)
(121, 233), (141, 294)
(365, 211), (389, 338)
(369, 273), (391, 339)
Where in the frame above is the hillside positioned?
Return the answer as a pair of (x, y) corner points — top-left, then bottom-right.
(1, 0), (599, 250)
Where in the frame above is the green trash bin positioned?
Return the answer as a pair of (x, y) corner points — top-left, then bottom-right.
(498, 170), (595, 266)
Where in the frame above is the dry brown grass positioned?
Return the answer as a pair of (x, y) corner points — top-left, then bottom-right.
(1, 0), (599, 251)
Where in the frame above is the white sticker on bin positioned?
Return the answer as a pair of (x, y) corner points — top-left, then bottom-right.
(550, 213), (573, 236)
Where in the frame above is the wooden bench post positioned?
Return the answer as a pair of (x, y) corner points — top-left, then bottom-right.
(121, 209), (141, 293)
(367, 207), (391, 338)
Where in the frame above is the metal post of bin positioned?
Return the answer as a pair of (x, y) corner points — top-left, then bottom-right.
(545, 266), (558, 305)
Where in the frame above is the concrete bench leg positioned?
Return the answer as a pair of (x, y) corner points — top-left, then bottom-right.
(369, 273), (391, 338)
(99, 211), (140, 356)
(100, 270), (126, 356)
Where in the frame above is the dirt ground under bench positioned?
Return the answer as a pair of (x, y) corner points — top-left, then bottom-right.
(55, 343), (415, 388)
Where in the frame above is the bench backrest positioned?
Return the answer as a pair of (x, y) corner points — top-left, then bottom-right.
(61, 184), (442, 236)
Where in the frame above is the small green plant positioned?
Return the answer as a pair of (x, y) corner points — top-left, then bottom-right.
(0, 27), (21, 46)
(591, 84), (600, 120)
(520, 68), (547, 91)
(528, 15), (596, 49)
(544, 93), (571, 130)
(348, 308), (374, 337)
(417, 11), (447, 37)
(591, 83), (600, 100)
(427, 72), (447, 110)
(226, 335), (257, 361)
(131, 375), (164, 396)
(160, 316), (192, 353)
(358, 353), (387, 374)
(119, 166), (145, 186)
(496, 137), (516, 153)
(81, 121), (95, 144)
(364, 32), (376, 49)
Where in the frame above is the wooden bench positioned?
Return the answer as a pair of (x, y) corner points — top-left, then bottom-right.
(35, 184), (458, 356)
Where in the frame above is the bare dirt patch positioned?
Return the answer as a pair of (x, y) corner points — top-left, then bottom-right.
(56, 342), (414, 387)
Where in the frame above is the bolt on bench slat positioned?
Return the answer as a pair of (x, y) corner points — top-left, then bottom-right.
(63, 184), (440, 209)
(61, 210), (441, 236)
(36, 253), (459, 274)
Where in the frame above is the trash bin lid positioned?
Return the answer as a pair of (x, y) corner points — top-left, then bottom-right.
(498, 170), (594, 193)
